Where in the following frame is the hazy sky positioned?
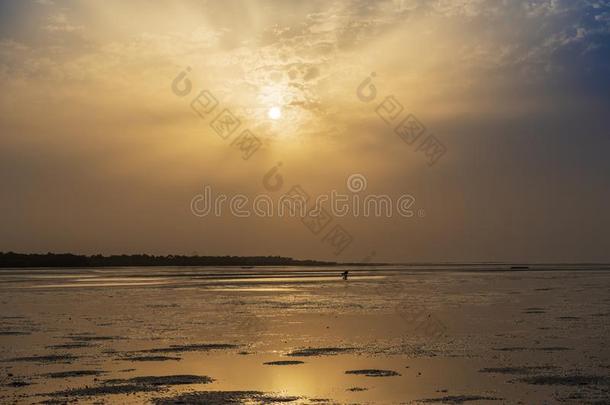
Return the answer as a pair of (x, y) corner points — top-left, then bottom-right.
(1, 0), (609, 262)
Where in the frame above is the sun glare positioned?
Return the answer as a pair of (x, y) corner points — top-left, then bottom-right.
(268, 106), (282, 120)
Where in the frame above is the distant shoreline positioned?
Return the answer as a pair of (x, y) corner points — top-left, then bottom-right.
(0, 252), (343, 268)
(1, 252), (609, 269)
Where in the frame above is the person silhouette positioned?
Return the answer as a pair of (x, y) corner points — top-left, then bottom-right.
(341, 270), (349, 280)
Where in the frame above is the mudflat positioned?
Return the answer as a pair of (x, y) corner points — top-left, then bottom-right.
(0, 265), (608, 404)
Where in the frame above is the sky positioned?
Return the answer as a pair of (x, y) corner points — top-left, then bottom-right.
(0, 0), (609, 263)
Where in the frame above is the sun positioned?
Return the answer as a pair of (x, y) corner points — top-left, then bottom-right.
(268, 106), (282, 120)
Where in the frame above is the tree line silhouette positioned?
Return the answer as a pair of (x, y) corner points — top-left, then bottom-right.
(0, 252), (335, 268)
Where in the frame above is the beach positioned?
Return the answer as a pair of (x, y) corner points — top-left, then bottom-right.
(1, 266), (609, 404)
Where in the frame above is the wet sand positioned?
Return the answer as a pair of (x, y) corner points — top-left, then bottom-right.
(0, 265), (609, 404)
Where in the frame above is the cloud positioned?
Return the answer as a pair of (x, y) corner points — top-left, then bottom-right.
(44, 12), (83, 32)
(35, 0), (55, 6)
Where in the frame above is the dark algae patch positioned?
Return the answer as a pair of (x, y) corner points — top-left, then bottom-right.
(153, 391), (301, 404)
(0, 331), (30, 336)
(141, 343), (238, 354)
(5, 354), (78, 364)
(493, 346), (572, 352)
(345, 369), (401, 377)
(43, 370), (105, 378)
(418, 395), (503, 404)
(153, 390), (263, 404)
(523, 307), (546, 314)
(106, 375), (213, 386)
(286, 347), (353, 357)
(46, 342), (92, 349)
(479, 366), (557, 375)
(46, 384), (158, 397)
(6, 379), (31, 387)
(534, 346), (572, 352)
(492, 347), (529, 352)
(121, 355), (182, 362)
(45, 375), (213, 398)
(519, 374), (610, 386)
(263, 360), (305, 366)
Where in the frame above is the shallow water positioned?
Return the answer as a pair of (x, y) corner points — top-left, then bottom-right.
(1, 266), (609, 404)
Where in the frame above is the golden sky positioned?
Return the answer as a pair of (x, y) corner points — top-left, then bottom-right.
(1, 0), (609, 262)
